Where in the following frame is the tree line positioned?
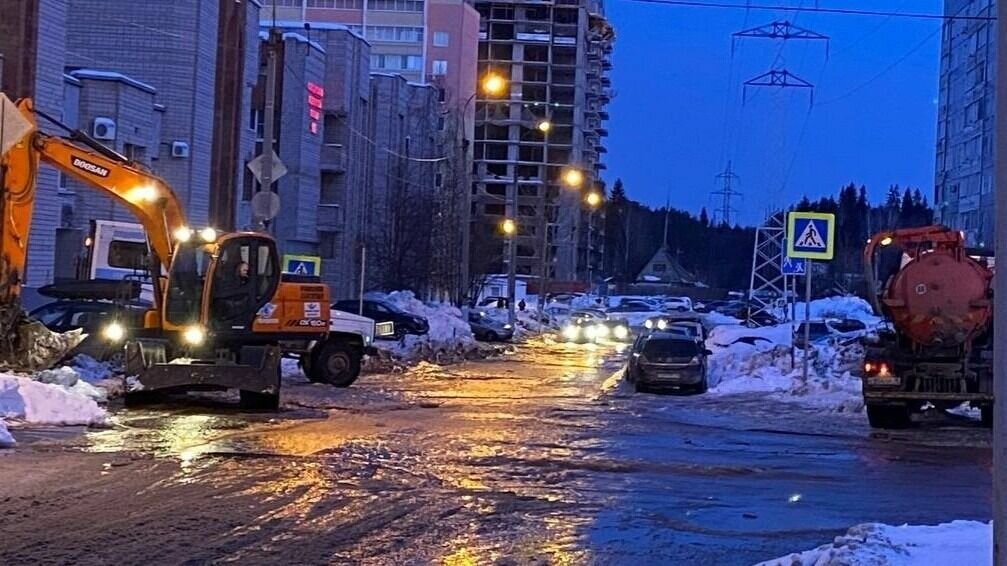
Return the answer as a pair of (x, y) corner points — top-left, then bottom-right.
(602, 181), (934, 291)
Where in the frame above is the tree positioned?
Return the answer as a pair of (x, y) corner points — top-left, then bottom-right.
(699, 207), (709, 227)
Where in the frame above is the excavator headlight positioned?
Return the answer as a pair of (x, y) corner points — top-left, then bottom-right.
(127, 185), (158, 203)
(102, 321), (125, 342)
(199, 227), (218, 243)
(173, 226), (193, 243)
(182, 325), (206, 346)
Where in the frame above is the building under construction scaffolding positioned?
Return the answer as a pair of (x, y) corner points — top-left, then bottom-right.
(472, 0), (614, 284)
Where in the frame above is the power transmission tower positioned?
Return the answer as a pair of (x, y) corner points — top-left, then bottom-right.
(747, 211), (787, 327)
(712, 161), (741, 226)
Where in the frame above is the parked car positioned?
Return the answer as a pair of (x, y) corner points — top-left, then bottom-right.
(29, 299), (148, 362)
(793, 318), (868, 348)
(607, 301), (654, 314)
(332, 299), (429, 339)
(627, 332), (711, 393)
(662, 296), (693, 312)
(468, 311), (514, 342)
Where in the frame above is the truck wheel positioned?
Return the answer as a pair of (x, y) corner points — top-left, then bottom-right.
(981, 405), (993, 428)
(866, 404), (911, 429)
(240, 390), (279, 411)
(310, 341), (361, 388)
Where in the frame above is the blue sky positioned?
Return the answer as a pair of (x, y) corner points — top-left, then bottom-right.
(603, 0), (943, 226)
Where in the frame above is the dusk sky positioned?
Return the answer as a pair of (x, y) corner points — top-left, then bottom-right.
(603, 0), (943, 226)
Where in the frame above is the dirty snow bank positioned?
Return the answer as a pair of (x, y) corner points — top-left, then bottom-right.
(0, 372), (109, 445)
(368, 291), (483, 365)
(757, 520), (990, 566)
(705, 324), (864, 413)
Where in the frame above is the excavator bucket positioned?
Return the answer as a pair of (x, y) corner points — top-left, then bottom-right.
(0, 302), (85, 371)
(0, 93), (85, 371)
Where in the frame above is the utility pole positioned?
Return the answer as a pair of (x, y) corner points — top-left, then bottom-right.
(992, 1), (1007, 561)
(506, 151), (518, 326)
(257, 23), (281, 230)
(536, 123), (551, 327)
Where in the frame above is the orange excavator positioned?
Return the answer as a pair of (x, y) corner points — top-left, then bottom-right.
(1, 95), (371, 408)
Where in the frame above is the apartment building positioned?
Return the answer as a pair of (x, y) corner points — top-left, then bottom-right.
(472, 0), (613, 283)
(65, 0), (261, 231)
(0, 0), (68, 286)
(934, 0), (996, 247)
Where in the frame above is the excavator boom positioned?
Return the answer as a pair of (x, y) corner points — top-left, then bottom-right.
(1, 95), (186, 369)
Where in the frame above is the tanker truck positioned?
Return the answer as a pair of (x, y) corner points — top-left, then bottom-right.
(861, 225), (993, 429)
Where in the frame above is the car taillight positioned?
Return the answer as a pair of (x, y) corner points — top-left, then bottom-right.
(863, 362), (890, 376)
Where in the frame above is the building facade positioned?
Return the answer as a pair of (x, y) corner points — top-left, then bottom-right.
(471, 0), (613, 284)
(934, 0), (996, 247)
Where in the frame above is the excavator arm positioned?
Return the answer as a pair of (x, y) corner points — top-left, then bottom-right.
(1, 95), (188, 369)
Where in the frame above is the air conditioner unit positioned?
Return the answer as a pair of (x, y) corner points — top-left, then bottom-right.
(171, 141), (190, 158)
(92, 117), (116, 141)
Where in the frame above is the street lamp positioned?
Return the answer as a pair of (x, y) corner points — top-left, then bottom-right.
(481, 73), (508, 97)
(585, 192), (603, 208)
(536, 120), (552, 134)
(500, 218), (517, 235)
(584, 191), (603, 291)
(562, 167), (584, 188)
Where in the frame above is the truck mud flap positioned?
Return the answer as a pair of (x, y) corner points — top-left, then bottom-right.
(125, 340), (280, 394)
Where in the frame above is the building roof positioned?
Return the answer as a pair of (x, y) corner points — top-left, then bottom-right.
(258, 30), (326, 54)
(635, 246), (696, 285)
(67, 69), (156, 94)
(261, 20), (368, 44)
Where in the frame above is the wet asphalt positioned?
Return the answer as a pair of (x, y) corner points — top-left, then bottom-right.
(0, 339), (991, 565)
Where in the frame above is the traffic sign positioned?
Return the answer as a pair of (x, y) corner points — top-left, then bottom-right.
(781, 255), (806, 275)
(283, 254), (321, 276)
(787, 212), (835, 260)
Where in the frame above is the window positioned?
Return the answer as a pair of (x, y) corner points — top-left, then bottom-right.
(371, 54), (423, 71)
(366, 26), (423, 43)
(432, 59), (448, 76)
(433, 31), (449, 47)
(369, 0), (423, 11)
(307, 0), (363, 7)
(108, 241), (149, 270)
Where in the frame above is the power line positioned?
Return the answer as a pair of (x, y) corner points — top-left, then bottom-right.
(616, 0), (993, 21)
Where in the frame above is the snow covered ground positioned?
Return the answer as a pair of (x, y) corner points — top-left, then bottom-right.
(367, 291), (484, 365)
(785, 295), (883, 327)
(758, 520), (991, 566)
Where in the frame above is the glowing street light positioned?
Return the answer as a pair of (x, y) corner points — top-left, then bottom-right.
(585, 192), (603, 208)
(481, 73), (508, 97)
(500, 218), (517, 235)
(562, 167), (584, 188)
(537, 120), (552, 133)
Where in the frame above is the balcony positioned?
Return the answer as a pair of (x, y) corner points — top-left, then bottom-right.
(317, 204), (345, 232)
(321, 143), (346, 172)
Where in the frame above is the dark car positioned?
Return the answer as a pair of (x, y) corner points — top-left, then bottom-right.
(29, 299), (148, 362)
(468, 310), (514, 342)
(627, 332), (711, 393)
(332, 299), (429, 339)
(607, 301), (654, 313)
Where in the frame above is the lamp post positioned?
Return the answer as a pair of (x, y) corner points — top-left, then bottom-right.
(585, 191), (603, 293)
(537, 166), (585, 319)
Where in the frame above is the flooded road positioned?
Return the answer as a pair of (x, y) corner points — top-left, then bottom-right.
(0, 340), (991, 564)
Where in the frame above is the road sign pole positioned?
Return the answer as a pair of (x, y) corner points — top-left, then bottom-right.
(802, 260), (812, 382)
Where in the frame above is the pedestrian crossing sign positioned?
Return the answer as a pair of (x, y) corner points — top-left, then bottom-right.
(787, 212), (835, 260)
(283, 254), (321, 276)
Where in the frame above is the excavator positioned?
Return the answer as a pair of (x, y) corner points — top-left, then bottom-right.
(0, 94), (370, 409)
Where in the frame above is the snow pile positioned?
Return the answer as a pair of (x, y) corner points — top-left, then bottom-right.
(370, 291), (479, 364)
(790, 295), (883, 327)
(0, 372), (108, 440)
(706, 323), (864, 413)
(758, 520), (990, 566)
(0, 421), (12, 446)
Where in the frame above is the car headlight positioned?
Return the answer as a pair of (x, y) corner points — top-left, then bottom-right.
(102, 321), (125, 342)
(594, 324), (610, 337)
(182, 324), (206, 346)
(614, 325), (629, 340)
(644, 319), (654, 329)
(561, 325), (580, 340)
(657, 319), (668, 330)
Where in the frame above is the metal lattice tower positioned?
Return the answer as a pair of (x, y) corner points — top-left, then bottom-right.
(712, 161), (741, 226)
(747, 211), (786, 326)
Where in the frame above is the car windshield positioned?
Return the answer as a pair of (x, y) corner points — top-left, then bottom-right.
(670, 324), (700, 337)
(643, 339), (700, 357)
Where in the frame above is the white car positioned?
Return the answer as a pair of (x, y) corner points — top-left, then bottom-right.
(663, 297), (693, 312)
